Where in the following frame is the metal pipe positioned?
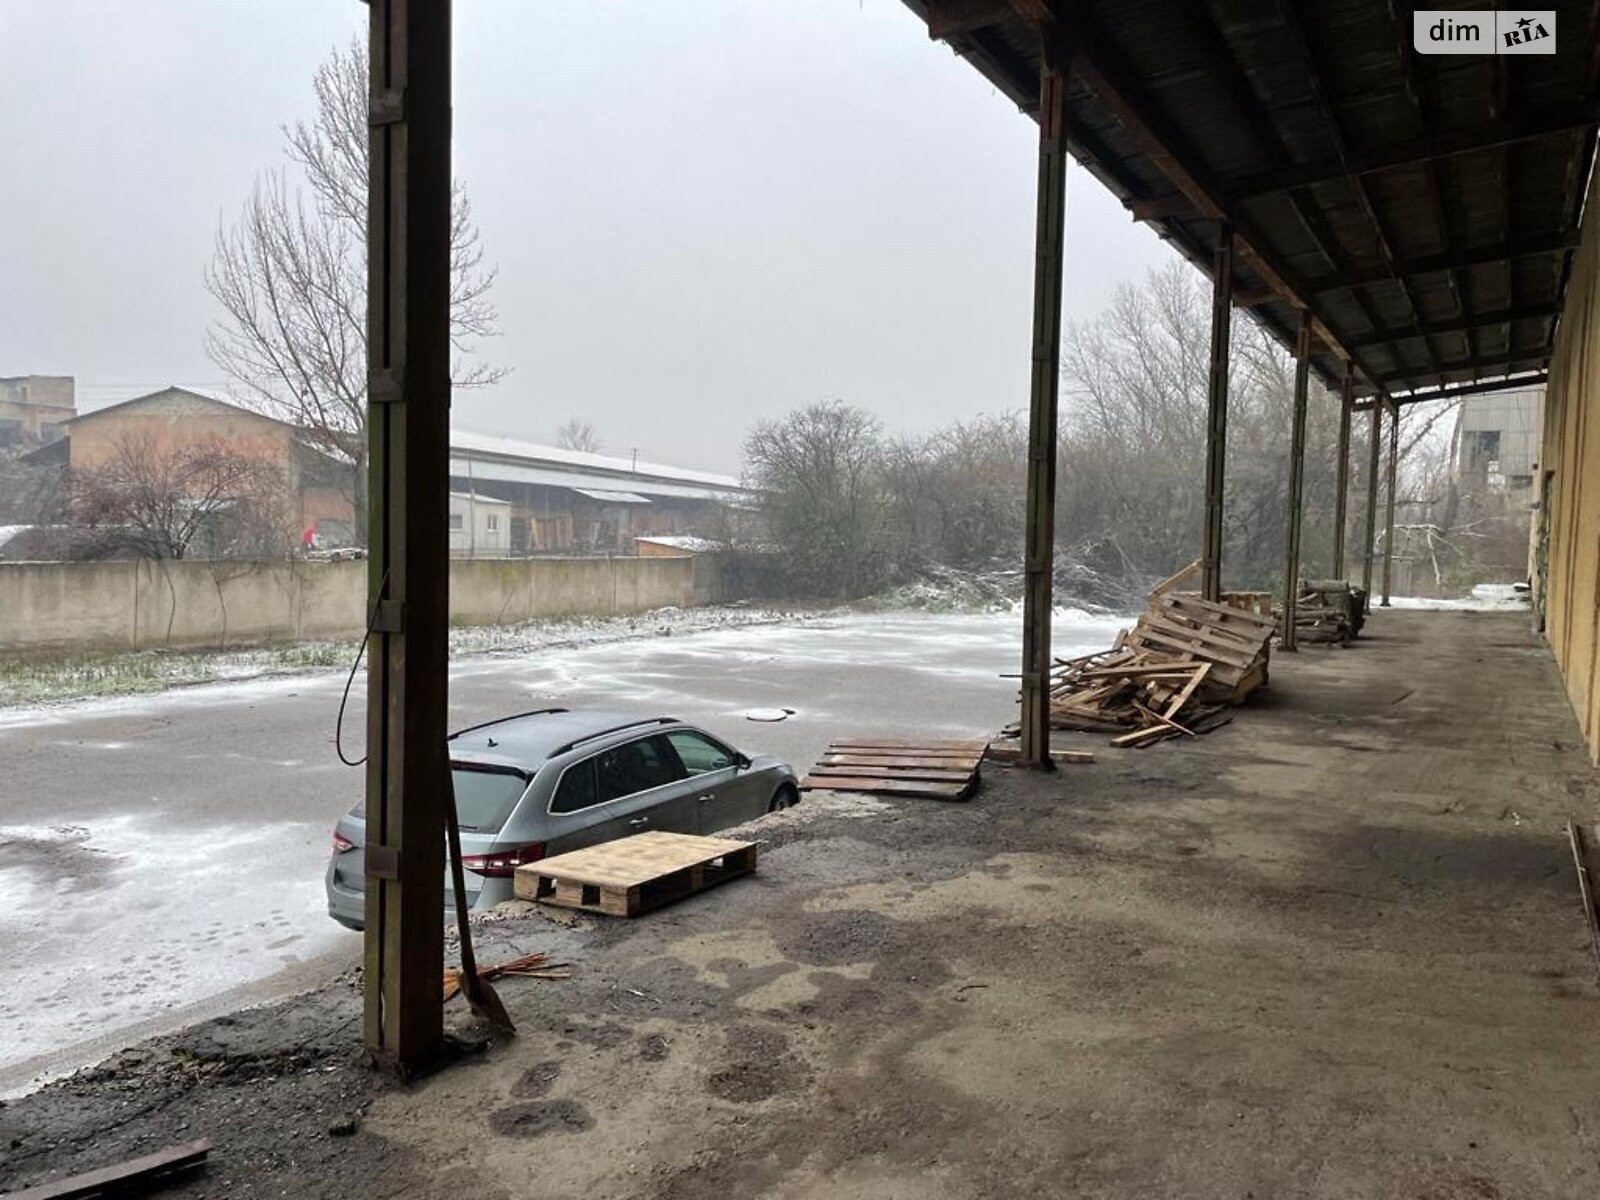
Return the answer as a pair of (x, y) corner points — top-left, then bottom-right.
(363, 0), (453, 1072)
(1019, 47), (1069, 769)
(1279, 314), (1312, 650)
(1200, 225), (1233, 602)
(1332, 365), (1352, 579)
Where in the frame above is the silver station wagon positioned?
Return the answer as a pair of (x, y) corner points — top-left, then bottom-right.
(325, 709), (799, 929)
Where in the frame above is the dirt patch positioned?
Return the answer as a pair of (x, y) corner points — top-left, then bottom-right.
(487, 1099), (594, 1139)
(509, 1060), (562, 1098)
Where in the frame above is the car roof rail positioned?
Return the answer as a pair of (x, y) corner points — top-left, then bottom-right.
(448, 707), (571, 741)
(551, 716), (679, 757)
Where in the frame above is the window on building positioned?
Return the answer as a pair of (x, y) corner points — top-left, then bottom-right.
(487, 514), (499, 532)
(449, 513), (464, 531)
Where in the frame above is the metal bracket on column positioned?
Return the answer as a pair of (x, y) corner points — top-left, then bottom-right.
(369, 89), (406, 127)
(372, 599), (405, 634)
(369, 368), (404, 405)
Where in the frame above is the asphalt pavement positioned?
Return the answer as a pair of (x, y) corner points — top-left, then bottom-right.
(0, 608), (1123, 1092)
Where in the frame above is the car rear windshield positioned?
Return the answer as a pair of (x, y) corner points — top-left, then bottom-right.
(345, 765), (528, 831)
(452, 765), (530, 832)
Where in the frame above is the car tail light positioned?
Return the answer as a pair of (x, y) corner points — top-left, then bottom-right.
(332, 831), (356, 854)
(461, 842), (546, 878)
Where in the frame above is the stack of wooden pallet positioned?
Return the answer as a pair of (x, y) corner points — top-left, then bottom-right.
(1293, 580), (1367, 644)
(799, 738), (987, 800)
(1021, 587), (1275, 749)
(1128, 591), (1275, 701)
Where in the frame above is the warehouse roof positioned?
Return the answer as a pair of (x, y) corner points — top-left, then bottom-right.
(903, 0), (1598, 407)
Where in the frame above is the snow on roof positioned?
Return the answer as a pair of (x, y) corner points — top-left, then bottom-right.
(634, 535), (723, 553)
(572, 488), (651, 504)
(449, 491), (512, 505)
(449, 428), (743, 491)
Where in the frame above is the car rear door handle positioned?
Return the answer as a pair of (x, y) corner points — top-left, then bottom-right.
(698, 794), (715, 804)
(627, 817), (650, 828)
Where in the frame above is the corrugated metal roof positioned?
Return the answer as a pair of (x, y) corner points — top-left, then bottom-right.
(902, 0), (1598, 404)
(450, 428), (742, 490)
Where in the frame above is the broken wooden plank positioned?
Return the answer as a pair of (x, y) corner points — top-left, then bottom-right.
(808, 764), (979, 783)
(1149, 558), (1201, 597)
(821, 753), (983, 771)
(12, 1141), (214, 1200)
(985, 744), (1094, 765)
(1160, 661), (1213, 720)
(1569, 821), (1600, 979)
(800, 775), (972, 800)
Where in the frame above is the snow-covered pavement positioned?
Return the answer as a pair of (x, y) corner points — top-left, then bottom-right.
(0, 607), (1126, 1093)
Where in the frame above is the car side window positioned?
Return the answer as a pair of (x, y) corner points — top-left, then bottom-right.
(666, 730), (735, 775)
(550, 758), (598, 814)
(595, 735), (684, 803)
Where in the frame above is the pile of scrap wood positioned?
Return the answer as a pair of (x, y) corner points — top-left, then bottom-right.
(1016, 578), (1276, 749)
(1292, 580), (1367, 644)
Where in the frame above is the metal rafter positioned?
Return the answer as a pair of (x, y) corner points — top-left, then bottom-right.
(1226, 106), (1600, 200)
(1273, 1), (1435, 381)
(1349, 302), (1559, 349)
(1313, 232), (1582, 291)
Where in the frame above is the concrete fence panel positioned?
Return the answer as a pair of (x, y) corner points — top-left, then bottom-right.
(0, 555), (715, 654)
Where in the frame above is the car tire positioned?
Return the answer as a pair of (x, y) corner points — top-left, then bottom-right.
(768, 784), (798, 813)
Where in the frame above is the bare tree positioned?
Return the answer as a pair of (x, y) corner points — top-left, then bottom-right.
(69, 433), (290, 560)
(554, 418), (602, 454)
(745, 400), (890, 598)
(206, 39), (505, 535)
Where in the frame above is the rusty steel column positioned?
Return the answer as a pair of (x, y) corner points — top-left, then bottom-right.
(1381, 397), (1399, 607)
(1279, 313), (1312, 651)
(1200, 225), (1233, 602)
(1361, 402), (1380, 610)
(1019, 46), (1069, 769)
(1332, 365), (1353, 580)
(363, 0), (453, 1072)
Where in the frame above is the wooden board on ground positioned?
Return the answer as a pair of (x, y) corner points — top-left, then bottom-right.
(515, 830), (757, 917)
(800, 737), (986, 801)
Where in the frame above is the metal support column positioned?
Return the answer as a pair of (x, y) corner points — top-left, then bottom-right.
(1380, 397), (1399, 607)
(1200, 225), (1233, 602)
(1019, 46), (1069, 769)
(1279, 314), (1312, 651)
(363, 0), (454, 1073)
(1361, 403), (1380, 610)
(1331, 365), (1352, 580)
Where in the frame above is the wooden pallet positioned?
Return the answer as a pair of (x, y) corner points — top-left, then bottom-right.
(800, 738), (986, 800)
(514, 831), (757, 917)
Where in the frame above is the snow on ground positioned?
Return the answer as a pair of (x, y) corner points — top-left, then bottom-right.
(1388, 583), (1531, 612)
(0, 605), (1136, 1093)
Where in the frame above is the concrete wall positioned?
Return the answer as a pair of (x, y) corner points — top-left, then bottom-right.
(1537, 166), (1600, 762)
(0, 555), (713, 654)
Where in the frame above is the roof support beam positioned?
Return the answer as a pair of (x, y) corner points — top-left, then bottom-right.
(1349, 303), (1560, 349)
(1377, 354), (1549, 386)
(1333, 365), (1353, 580)
(1380, 398), (1399, 607)
(363, 0), (453, 1073)
(1015, 6), (1365, 378)
(1355, 371), (1550, 409)
(923, 0), (1012, 40)
(1019, 44), (1068, 770)
(1228, 106), (1600, 201)
(1360, 399), (1381, 607)
(1200, 224), (1234, 603)
(1281, 314), (1314, 650)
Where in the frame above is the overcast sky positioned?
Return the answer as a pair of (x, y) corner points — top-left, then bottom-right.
(1, 0), (1175, 473)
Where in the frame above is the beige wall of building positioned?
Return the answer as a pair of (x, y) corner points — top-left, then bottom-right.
(1536, 168), (1600, 763)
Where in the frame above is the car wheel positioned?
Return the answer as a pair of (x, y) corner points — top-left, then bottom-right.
(768, 784), (798, 813)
